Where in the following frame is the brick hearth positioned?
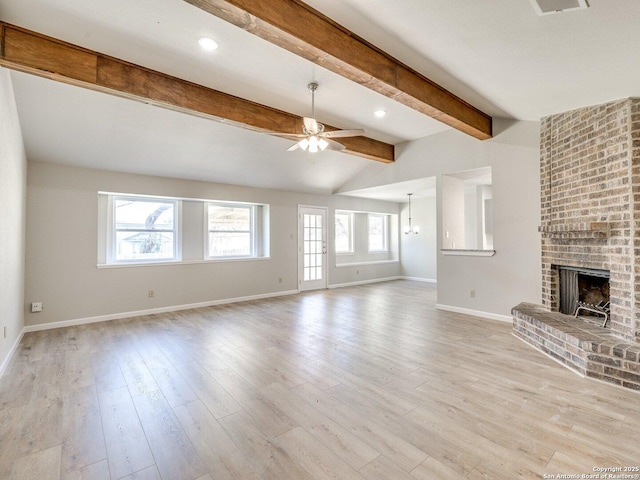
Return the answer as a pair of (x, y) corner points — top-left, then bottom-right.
(513, 303), (640, 390)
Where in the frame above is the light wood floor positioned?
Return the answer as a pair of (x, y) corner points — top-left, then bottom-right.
(1, 280), (638, 479)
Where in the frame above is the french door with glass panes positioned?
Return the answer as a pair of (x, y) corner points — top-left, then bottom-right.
(298, 206), (328, 291)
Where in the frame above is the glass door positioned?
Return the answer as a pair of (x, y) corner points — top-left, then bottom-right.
(298, 206), (328, 291)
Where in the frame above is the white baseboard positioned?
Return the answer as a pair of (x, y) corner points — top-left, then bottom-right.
(0, 327), (25, 379)
(329, 276), (402, 289)
(23, 289), (299, 333)
(436, 303), (512, 323)
(400, 276), (437, 284)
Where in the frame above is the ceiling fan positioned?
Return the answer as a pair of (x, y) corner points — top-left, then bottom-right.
(270, 82), (365, 153)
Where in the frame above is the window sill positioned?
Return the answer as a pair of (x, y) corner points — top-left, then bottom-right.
(97, 257), (271, 268)
(335, 259), (399, 268)
(440, 249), (495, 257)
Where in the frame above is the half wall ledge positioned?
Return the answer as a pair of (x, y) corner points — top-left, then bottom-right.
(512, 302), (640, 392)
(440, 249), (495, 257)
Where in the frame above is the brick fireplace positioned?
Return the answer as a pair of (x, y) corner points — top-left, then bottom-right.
(513, 98), (640, 390)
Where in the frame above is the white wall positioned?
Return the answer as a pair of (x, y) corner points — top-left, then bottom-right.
(441, 175), (466, 249)
(478, 185), (493, 249)
(464, 189), (478, 249)
(24, 162), (401, 327)
(400, 197), (437, 281)
(338, 119), (542, 319)
(463, 185), (493, 250)
(0, 68), (27, 374)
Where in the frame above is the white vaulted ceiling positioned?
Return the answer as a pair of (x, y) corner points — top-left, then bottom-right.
(1, 0), (639, 195)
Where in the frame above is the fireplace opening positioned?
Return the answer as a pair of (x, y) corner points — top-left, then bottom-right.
(558, 266), (610, 326)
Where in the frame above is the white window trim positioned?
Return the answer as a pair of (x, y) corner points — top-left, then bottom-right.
(367, 213), (389, 253)
(334, 210), (354, 254)
(107, 195), (181, 265)
(205, 202), (257, 260)
(99, 192), (268, 267)
(335, 259), (399, 268)
(97, 256), (272, 269)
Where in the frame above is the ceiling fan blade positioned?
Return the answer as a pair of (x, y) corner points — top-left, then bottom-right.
(303, 117), (319, 134)
(286, 142), (301, 151)
(323, 128), (365, 138)
(325, 139), (346, 151)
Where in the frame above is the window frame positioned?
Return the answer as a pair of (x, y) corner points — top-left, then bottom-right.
(108, 195), (180, 264)
(206, 202), (256, 259)
(99, 192), (269, 267)
(367, 213), (389, 253)
(334, 210), (354, 254)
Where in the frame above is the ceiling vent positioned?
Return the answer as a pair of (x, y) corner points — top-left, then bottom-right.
(529, 0), (589, 15)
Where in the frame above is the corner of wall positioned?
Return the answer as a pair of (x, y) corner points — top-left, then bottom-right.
(0, 67), (28, 375)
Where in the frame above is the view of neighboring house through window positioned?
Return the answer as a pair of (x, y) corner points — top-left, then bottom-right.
(368, 213), (389, 252)
(207, 204), (254, 257)
(335, 211), (353, 253)
(114, 197), (177, 262)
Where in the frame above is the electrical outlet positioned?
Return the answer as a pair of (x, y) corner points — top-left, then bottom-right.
(31, 302), (43, 313)
(148, 290), (155, 298)
(470, 290), (476, 298)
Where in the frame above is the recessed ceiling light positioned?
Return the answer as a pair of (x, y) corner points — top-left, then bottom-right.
(198, 37), (218, 51)
(374, 109), (387, 118)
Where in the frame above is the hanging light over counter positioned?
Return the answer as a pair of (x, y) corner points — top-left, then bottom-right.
(404, 193), (419, 235)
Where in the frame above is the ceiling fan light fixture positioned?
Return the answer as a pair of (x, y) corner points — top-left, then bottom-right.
(268, 82), (364, 154)
(308, 135), (319, 153)
(298, 138), (309, 150)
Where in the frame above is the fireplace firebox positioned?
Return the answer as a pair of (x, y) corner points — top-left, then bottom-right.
(558, 266), (610, 326)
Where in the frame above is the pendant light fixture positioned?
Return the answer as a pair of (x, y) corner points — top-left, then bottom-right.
(404, 193), (419, 235)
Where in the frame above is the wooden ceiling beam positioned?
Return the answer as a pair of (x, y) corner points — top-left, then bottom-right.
(184, 0), (493, 140)
(0, 22), (394, 163)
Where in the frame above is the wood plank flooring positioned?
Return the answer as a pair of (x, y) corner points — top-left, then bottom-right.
(1, 280), (639, 479)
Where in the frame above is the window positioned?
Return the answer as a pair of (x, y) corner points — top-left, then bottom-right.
(207, 204), (254, 258)
(335, 211), (353, 253)
(113, 196), (178, 262)
(334, 210), (397, 267)
(100, 193), (268, 266)
(368, 213), (389, 252)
